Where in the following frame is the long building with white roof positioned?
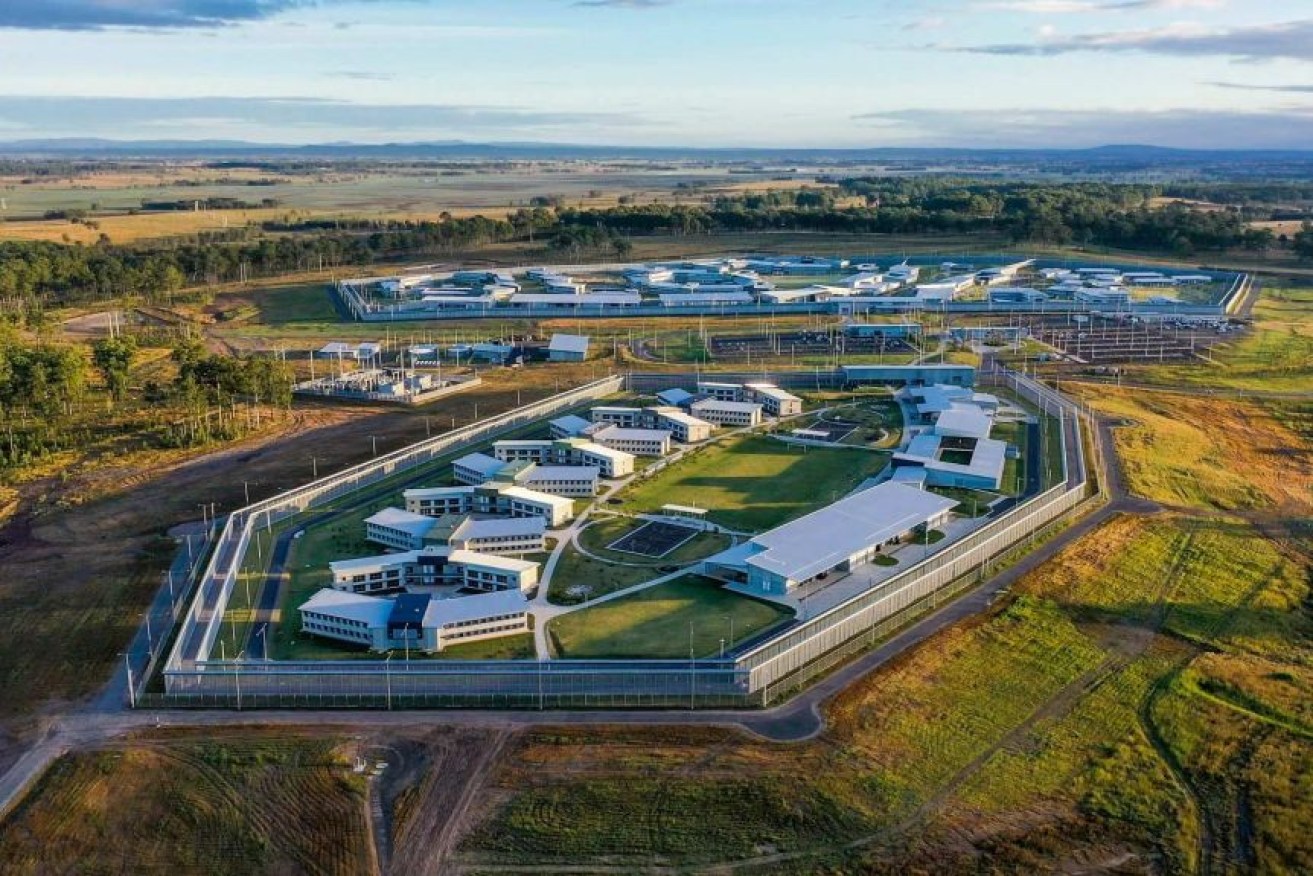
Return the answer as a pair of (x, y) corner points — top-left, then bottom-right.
(703, 482), (956, 595)
(299, 588), (530, 653)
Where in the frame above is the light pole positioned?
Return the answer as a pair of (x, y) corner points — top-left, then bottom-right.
(124, 652), (136, 709)
(385, 652), (393, 710)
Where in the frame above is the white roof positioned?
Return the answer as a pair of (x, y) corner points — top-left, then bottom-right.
(300, 589), (394, 627)
(935, 405), (994, 440)
(329, 551), (414, 574)
(404, 486), (475, 500)
(692, 399), (763, 414)
(658, 292), (754, 305)
(454, 515), (546, 540)
(496, 439), (554, 449)
(549, 333), (591, 354)
(453, 452), (507, 477)
(524, 465), (600, 482)
(748, 385), (801, 403)
(498, 485), (575, 509)
(447, 549), (539, 573)
(424, 589), (529, 628)
(550, 414), (593, 435)
(656, 388), (694, 405)
(596, 427), (672, 443)
(366, 508), (438, 538)
(574, 442), (633, 463)
(744, 482), (956, 584)
(593, 405), (642, 414)
(654, 408), (711, 427)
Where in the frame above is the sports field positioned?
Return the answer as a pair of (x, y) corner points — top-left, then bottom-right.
(617, 435), (889, 532)
(546, 576), (793, 659)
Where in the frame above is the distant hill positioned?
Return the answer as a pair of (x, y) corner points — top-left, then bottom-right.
(2, 138), (1313, 163)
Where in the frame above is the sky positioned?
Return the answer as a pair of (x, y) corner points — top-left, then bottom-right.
(0, 0), (1311, 148)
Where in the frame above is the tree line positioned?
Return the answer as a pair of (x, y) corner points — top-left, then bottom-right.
(1, 178), (1308, 315)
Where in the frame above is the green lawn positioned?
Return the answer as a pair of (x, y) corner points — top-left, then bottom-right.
(249, 282), (342, 326)
(617, 435), (889, 532)
(546, 518), (733, 605)
(547, 576), (794, 659)
(546, 546), (673, 606)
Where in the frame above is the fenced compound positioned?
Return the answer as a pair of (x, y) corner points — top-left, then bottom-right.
(161, 376), (625, 680)
(152, 367), (1094, 709)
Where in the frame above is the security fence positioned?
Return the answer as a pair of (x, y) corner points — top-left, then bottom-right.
(162, 375), (625, 681)
(155, 366), (1095, 709)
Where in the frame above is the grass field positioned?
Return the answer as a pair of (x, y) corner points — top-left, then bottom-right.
(547, 517), (733, 605)
(617, 435), (889, 532)
(1072, 385), (1312, 513)
(546, 576), (793, 659)
(0, 734), (372, 875)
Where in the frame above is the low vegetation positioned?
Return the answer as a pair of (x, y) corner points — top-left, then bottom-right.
(0, 734), (372, 876)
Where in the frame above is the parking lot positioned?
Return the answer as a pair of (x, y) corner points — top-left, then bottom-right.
(708, 331), (916, 361)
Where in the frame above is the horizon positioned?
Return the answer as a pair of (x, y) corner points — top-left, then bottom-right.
(0, 1), (1311, 149)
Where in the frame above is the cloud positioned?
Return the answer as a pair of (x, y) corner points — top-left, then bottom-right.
(572, 0), (670, 7)
(0, 0), (308, 31)
(981, 0), (1224, 11)
(957, 17), (1313, 62)
(902, 16), (948, 31)
(0, 95), (642, 139)
(1211, 81), (1313, 93)
(851, 106), (1313, 149)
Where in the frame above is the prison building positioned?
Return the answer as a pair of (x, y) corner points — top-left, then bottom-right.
(517, 465), (600, 497)
(702, 482), (957, 596)
(745, 384), (803, 418)
(689, 398), (763, 428)
(364, 507), (439, 550)
(329, 545), (539, 596)
(843, 322), (920, 339)
(988, 287), (1048, 305)
(649, 407), (715, 443)
(299, 588), (530, 653)
(404, 484), (574, 527)
(439, 515), (547, 555)
(655, 387), (696, 408)
(591, 425), (673, 457)
(548, 333), (591, 362)
(841, 364), (975, 387)
(453, 452), (510, 486)
(591, 406), (644, 427)
(696, 381), (744, 402)
(549, 414), (597, 439)
(491, 437), (636, 479)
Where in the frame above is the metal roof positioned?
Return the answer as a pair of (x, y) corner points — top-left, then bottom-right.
(549, 333), (591, 353)
(424, 589), (529, 628)
(744, 482), (956, 584)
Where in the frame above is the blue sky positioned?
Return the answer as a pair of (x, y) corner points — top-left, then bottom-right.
(0, 0), (1310, 147)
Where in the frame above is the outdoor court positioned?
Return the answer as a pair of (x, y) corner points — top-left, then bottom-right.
(607, 520), (702, 558)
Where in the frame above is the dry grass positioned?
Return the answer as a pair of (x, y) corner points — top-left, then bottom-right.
(0, 208), (289, 244)
(1071, 386), (1312, 513)
(0, 732), (371, 875)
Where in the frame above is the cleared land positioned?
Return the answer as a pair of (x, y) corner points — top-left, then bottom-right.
(0, 734), (372, 875)
(617, 434), (890, 532)
(546, 576), (793, 659)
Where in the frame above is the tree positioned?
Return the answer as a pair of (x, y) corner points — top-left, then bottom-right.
(1294, 222), (1313, 262)
(91, 336), (137, 401)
